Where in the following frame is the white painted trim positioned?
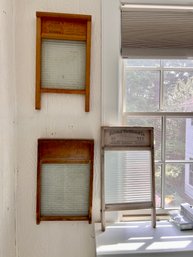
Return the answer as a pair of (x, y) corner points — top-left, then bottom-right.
(121, 0), (193, 6)
(101, 0), (121, 125)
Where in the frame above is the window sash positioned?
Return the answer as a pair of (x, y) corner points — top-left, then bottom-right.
(122, 59), (193, 209)
(123, 61), (193, 113)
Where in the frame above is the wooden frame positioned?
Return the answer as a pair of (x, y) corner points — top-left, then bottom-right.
(101, 126), (156, 231)
(35, 12), (91, 112)
(36, 139), (94, 224)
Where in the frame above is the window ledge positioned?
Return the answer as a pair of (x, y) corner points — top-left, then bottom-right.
(95, 221), (193, 257)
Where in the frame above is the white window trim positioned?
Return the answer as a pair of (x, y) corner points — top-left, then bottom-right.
(101, 0), (193, 218)
(101, 0), (193, 125)
(122, 61), (193, 209)
(101, 0), (121, 125)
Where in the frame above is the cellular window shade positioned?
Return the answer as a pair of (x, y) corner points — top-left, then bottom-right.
(121, 6), (193, 58)
(104, 151), (152, 204)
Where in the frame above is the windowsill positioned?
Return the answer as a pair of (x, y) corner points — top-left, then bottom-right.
(95, 220), (193, 257)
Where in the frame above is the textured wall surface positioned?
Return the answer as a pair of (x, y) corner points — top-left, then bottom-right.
(15, 1), (101, 257)
(0, 0), (16, 257)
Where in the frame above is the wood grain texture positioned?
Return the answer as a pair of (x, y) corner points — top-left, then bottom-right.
(101, 126), (156, 231)
(41, 19), (87, 37)
(35, 12), (92, 111)
(35, 17), (41, 110)
(41, 33), (86, 41)
(41, 88), (86, 95)
(85, 20), (92, 112)
(37, 12), (91, 21)
(37, 139), (94, 224)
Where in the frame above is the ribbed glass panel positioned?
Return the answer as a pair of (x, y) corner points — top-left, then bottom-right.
(41, 163), (90, 216)
(104, 150), (152, 204)
(121, 9), (193, 57)
(41, 39), (86, 89)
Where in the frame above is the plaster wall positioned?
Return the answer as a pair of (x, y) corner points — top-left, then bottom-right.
(15, 1), (101, 257)
(0, 0), (16, 257)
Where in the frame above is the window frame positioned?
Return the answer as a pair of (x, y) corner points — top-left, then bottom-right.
(122, 59), (193, 209)
(102, 0), (193, 217)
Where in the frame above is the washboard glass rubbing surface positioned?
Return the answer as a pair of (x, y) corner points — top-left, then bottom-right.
(104, 150), (152, 204)
(41, 39), (86, 89)
(41, 163), (90, 216)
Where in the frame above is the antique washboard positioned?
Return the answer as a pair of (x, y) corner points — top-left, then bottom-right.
(36, 139), (94, 224)
(101, 126), (156, 231)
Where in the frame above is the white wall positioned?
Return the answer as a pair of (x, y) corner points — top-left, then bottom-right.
(15, 1), (101, 257)
(102, 0), (121, 125)
(0, 0), (16, 257)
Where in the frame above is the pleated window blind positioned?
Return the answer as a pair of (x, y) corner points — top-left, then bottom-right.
(121, 5), (193, 58)
(104, 150), (152, 204)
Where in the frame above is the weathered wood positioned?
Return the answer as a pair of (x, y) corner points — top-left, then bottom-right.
(35, 12), (92, 111)
(101, 126), (156, 231)
(36, 139), (94, 224)
(41, 88), (85, 95)
(35, 17), (41, 110)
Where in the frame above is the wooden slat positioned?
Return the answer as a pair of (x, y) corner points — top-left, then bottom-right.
(36, 12), (91, 21)
(35, 17), (41, 110)
(41, 88), (86, 95)
(41, 33), (86, 41)
(103, 146), (152, 151)
(105, 202), (153, 211)
(40, 159), (90, 164)
(88, 143), (94, 224)
(40, 216), (89, 221)
(85, 20), (92, 112)
(41, 19), (87, 38)
(36, 143), (41, 224)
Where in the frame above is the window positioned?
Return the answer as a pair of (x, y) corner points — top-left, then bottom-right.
(122, 59), (193, 209)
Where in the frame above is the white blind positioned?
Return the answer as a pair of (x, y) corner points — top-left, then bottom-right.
(41, 163), (90, 216)
(104, 150), (152, 204)
(41, 39), (86, 89)
(121, 5), (193, 58)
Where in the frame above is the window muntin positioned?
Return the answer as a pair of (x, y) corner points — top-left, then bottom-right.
(123, 59), (193, 209)
(189, 158), (193, 187)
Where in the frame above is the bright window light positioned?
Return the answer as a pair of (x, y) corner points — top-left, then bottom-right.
(122, 59), (193, 210)
(146, 240), (192, 250)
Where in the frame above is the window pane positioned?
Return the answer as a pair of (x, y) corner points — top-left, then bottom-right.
(165, 164), (193, 208)
(163, 59), (193, 68)
(155, 164), (161, 208)
(124, 59), (160, 67)
(125, 71), (160, 112)
(166, 118), (193, 161)
(163, 71), (193, 112)
(125, 117), (161, 160)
